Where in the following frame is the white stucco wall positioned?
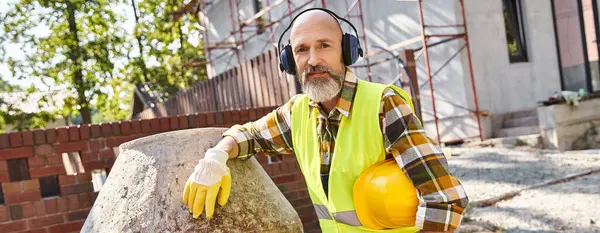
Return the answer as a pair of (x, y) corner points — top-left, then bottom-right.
(464, 0), (561, 115)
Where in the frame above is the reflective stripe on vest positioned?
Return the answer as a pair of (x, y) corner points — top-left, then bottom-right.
(314, 204), (362, 226)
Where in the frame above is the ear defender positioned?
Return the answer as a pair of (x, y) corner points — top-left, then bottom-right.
(279, 44), (297, 75)
(278, 8), (364, 75)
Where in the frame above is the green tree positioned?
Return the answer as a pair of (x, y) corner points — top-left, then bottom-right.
(129, 0), (207, 97)
(0, 0), (130, 125)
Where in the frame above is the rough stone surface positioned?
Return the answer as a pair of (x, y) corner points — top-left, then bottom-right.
(81, 128), (303, 233)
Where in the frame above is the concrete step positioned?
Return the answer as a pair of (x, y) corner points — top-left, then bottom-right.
(503, 116), (539, 128)
(494, 125), (540, 138)
(462, 134), (542, 148)
(508, 109), (537, 119)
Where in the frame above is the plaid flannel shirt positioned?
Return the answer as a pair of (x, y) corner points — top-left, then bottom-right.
(223, 68), (468, 231)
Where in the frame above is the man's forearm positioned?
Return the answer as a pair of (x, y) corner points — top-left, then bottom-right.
(214, 136), (239, 159)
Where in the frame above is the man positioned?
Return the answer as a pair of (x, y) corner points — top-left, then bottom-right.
(183, 8), (468, 233)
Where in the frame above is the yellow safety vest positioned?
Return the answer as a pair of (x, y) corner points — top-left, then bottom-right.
(291, 79), (421, 233)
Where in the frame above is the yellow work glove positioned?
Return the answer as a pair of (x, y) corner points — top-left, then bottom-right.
(182, 148), (232, 219)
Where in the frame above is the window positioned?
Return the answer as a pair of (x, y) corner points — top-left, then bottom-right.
(503, 0), (528, 63)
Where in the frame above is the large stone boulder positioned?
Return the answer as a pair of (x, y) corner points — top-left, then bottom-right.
(81, 128), (303, 233)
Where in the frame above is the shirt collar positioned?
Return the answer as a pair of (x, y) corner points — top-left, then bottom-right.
(308, 67), (358, 118)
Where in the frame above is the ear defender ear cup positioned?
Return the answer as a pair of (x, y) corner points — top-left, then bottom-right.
(343, 33), (361, 65)
(279, 44), (297, 75)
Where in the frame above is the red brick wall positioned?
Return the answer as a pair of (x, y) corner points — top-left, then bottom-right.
(0, 107), (320, 233)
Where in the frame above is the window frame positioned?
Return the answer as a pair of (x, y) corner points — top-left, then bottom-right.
(503, 0), (529, 63)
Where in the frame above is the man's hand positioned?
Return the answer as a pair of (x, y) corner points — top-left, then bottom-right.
(182, 148), (232, 219)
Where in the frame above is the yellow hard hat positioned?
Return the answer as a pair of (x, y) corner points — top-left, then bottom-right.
(353, 159), (419, 229)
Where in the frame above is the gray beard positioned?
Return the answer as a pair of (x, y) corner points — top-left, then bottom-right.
(300, 66), (345, 102)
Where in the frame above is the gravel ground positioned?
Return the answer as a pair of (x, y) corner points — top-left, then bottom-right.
(446, 148), (600, 233)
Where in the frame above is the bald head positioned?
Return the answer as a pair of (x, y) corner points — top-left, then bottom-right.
(290, 10), (343, 41)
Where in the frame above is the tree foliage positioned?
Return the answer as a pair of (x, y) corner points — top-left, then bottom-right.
(0, 0), (208, 132)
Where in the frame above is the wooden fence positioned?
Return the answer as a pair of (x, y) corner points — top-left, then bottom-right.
(135, 49), (298, 119)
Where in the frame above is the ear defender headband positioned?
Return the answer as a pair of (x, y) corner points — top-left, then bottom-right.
(278, 8), (364, 75)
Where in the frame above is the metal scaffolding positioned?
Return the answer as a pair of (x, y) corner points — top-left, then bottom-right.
(177, 0), (484, 144)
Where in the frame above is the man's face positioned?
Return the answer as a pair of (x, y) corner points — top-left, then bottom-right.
(290, 12), (346, 102)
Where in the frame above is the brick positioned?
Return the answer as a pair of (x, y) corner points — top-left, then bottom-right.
(33, 200), (45, 216)
(120, 122), (132, 135)
(141, 119), (151, 133)
(0, 170), (9, 182)
(61, 184), (93, 196)
(131, 120), (141, 133)
(223, 111), (232, 124)
(23, 179), (40, 191)
(83, 160), (113, 171)
(0, 205), (8, 222)
(57, 197), (68, 213)
(46, 154), (61, 166)
(9, 204), (23, 220)
(34, 145), (53, 156)
(160, 118), (170, 131)
(28, 157), (45, 168)
(0, 160), (7, 170)
(111, 122), (121, 136)
(57, 128), (69, 142)
(48, 221), (84, 233)
(169, 116), (179, 130)
(0, 147), (34, 160)
(44, 198), (59, 214)
(80, 124), (90, 140)
(91, 191), (99, 203)
(272, 174), (296, 184)
(249, 109), (257, 120)
(188, 115), (197, 128)
(90, 125), (101, 138)
(98, 148), (115, 160)
(179, 115), (189, 129)
(0, 134), (10, 148)
(33, 130), (46, 144)
(9, 132), (23, 147)
(290, 197), (313, 208)
(4, 190), (41, 204)
(196, 113), (207, 127)
(67, 208), (90, 221)
(78, 193), (92, 208)
(22, 131), (34, 146)
(68, 126), (80, 141)
(78, 151), (96, 163)
(21, 202), (34, 219)
(28, 214), (64, 228)
(89, 139), (104, 152)
(240, 109), (249, 122)
(100, 123), (113, 137)
(30, 166), (66, 178)
(150, 119), (160, 132)
(45, 129), (57, 144)
(75, 173), (92, 184)
(59, 175), (76, 186)
(66, 195), (79, 210)
(206, 112), (216, 126)
(3, 181), (21, 193)
(0, 220), (27, 232)
(54, 141), (88, 154)
(232, 110), (241, 123)
(20, 228), (48, 233)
